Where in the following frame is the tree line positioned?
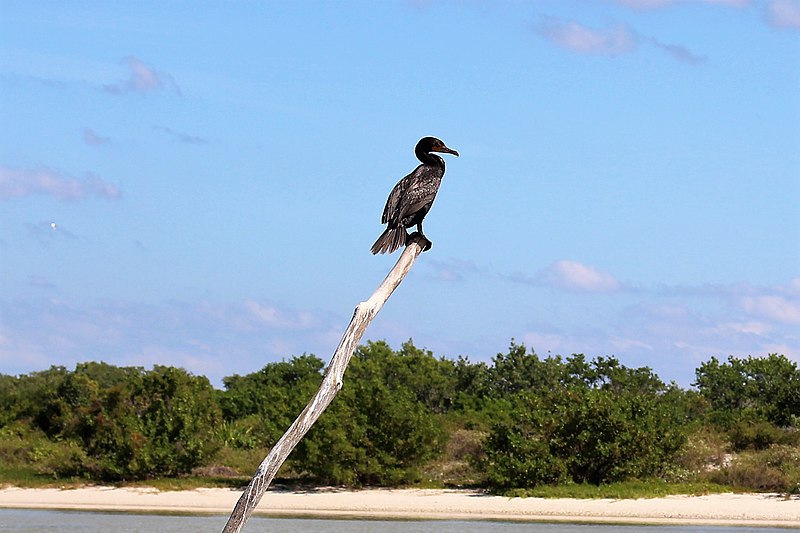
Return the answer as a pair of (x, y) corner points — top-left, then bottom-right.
(0, 341), (798, 493)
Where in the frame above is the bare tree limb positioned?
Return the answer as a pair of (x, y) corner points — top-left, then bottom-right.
(222, 235), (427, 533)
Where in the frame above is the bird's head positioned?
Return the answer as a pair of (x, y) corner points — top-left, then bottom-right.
(417, 136), (459, 157)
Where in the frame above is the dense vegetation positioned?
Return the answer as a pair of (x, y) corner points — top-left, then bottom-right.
(1, 341), (798, 494)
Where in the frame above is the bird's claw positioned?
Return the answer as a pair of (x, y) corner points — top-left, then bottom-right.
(408, 231), (432, 252)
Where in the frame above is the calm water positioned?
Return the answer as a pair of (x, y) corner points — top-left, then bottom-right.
(0, 509), (791, 533)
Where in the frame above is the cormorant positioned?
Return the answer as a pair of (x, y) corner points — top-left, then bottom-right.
(370, 136), (458, 254)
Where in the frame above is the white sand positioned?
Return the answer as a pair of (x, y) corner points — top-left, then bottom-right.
(0, 487), (798, 527)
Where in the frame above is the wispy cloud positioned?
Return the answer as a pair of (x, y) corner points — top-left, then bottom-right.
(243, 300), (318, 329)
(425, 258), (480, 282)
(612, 0), (797, 32)
(785, 278), (800, 296)
(1, 278), (797, 387)
(508, 277), (799, 384)
(767, 0), (800, 29)
(652, 279), (800, 327)
(83, 127), (110, 146)
(649, 37), (708, 64)
(103, 56), (181, 95)
(740, 294), (800, 325)
(0, 167), (121, 201)
(510, 259), (623, 293)
(536, 17), (638, 56)
(544, 260), (622, 292)
(153, 125), (208, 145)
(0, 298), (339, 386)
(24, 221), (78, 245)
(535, 16), (706, 64)
(519, 307), (797, 385)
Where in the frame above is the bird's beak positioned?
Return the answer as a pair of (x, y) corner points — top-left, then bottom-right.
(436, 146), (459, 157)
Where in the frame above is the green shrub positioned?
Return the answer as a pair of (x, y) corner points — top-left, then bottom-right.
(208, 445), (273, 476)
(28, 439), (92, 479)
(695, 354), (800, 428)
(0, 423), (36, 466)
(297, 346), (446, 486)
(479, 348), (689, 490)
(674, 427), (730, 474)
(728, 420), (799, 451)
(706, 444), (800, 493)
(483, 420), (568, 488)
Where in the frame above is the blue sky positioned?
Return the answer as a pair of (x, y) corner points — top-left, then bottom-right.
(1, 0), (798, 387)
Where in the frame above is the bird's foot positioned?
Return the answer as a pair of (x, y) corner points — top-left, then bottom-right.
(408, 231), (432, 252)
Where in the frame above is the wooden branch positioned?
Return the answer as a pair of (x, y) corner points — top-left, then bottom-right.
(222, 235), (427, 533)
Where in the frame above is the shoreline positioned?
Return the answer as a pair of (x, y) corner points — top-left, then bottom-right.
(0, 487), (798, 527)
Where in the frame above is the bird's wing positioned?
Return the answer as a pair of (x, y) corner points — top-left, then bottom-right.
(381, 181), (404, 224)
(397, 180), (436, 219)
(381, 167), (419, 224)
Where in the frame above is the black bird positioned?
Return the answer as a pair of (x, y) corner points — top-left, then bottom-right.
(371, 136), (459, 254)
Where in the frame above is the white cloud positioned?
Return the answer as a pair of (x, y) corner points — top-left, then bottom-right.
(504, 278), (800, 384)
(103, 56), (181, 95)
(713, 321), (773, 336)
(613, 0), (797, 32)
(535, 16), (706, 64)
(0, 298), (339, 386)
(609, 336), (655, 352)
(767, 0), (800, 29)
(0, 167), (121, 201)
(522, 331), (579, 354)
(243, 300), (317, 329)
(786, 278), (800, 296)
(740, 294), (800, 325)
(536, 17), (638, 56)
(543, 260), (622, 292)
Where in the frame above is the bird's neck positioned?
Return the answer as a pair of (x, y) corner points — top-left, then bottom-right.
(416, 150), (445, 167)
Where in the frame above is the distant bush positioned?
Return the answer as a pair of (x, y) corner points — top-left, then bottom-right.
(706, 444), (800, 494)
(727, 420), (800, 451)
(480, 349), (688, 489)
(28, 439), (91, 479)
(695, 354), (800, 428)
(0, 364), (221, 480)
(0, 423), (33, 465)
(218, 355), (325, 447)
(296, 341), (447, 486)
(674, 426), (730, 475)
(0, 344), (796, 493)
(207, 445), (272, 477)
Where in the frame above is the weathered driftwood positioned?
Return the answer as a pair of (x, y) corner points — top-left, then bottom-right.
(222, 234), (427, 533)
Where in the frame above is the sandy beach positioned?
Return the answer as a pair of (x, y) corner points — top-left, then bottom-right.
(0, 486), (798, 527)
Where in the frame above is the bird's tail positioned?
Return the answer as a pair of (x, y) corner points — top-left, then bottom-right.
(370, 226), (408, 255)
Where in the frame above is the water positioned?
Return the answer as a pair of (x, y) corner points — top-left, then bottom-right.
(0, 509), (789, 533)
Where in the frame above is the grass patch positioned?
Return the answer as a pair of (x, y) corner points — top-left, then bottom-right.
(0, 469), (737, 499)
(0, 472), (248, 491)
(125, 476), (248, 491)
(0, 464), (88, 489)
(496, 480), (737, 499)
